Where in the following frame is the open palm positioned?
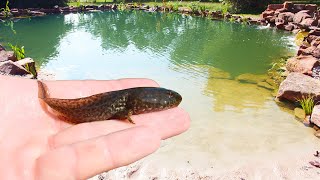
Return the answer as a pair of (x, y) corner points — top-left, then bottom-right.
(0, 75), (190, 180)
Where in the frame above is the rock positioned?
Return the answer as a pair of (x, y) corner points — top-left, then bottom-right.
(309, 30), (320, 36)
(278, 12), (294, 22)
(235, 73), (267, 84)
(277, 72), (320, 102)
(284, 24), (294, 31)
(208, 67), (231, 79)
(261, 10), (275, 18)
(0, 60), (30, 76)
(286, 56), (319, 75)
(303, 115), (311, 126)
(297, 46), (316, 56)
(293, 10), (312, 24)
(0, 51), (17, 62)
(178, 7), (192, 13)
(257, 81), (274, 90)
(275, 8), (288, 14)
(300, 18), (318, 27)
(0, 44), (5, 51)
(283, 1), (294, 10)
(293, 4), (306, 12)
(305, 4), (317, 13)
(294, 107), (306, 120)
(16, 58), (37, 78)
(29, 11), (46, 16)
(267, 4), (283, 11)
(311, 105), (320, 127)
(276, 22), (285, 29)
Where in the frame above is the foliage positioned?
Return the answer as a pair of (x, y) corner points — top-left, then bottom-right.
(267, 57), (287, 87)
(0, 0), (10, 18)
(224, 0), (272, 13)
(8, 43), (25, 60)
(0, 0), (68, 8)
(296, 95), (316, 115)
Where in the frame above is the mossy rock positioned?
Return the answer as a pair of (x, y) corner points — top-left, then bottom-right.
(294, 107), (306, 122)
(235, 73), (267, 84)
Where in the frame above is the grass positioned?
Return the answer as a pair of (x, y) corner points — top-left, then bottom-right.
(68, 1), (232, 12)
(296, 95), (316, 115)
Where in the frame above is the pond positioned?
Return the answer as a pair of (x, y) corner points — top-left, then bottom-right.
(1, 11), (320, 178)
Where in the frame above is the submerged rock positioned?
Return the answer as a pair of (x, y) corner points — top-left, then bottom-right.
(257, 81), (275, 90)
(235, 73), (267, 84)
(277, 72), (320, 102)
(311, 105), (320, 127)
(294, 107), (306, 121)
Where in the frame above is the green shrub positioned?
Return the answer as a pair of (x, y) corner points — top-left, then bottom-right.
(224, 0), (272, 13)
(0, 0), (68, 8)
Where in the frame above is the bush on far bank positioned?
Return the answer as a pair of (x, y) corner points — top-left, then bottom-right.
(223, 0), (272, 13)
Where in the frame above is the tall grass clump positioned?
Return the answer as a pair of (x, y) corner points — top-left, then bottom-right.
(296, 95), (316, 115)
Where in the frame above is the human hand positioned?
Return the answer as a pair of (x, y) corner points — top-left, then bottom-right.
(0, 75), (190, 180)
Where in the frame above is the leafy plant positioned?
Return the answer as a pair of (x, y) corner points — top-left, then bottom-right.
(0, 0), (11, 18)
(8, 43), (25, 60)
(296, 95), (316, 116)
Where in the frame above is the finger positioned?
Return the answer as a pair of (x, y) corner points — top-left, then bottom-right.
(41, 78), (159, 99)
(35, 126), (160, 180)
(50, 108), (190, 148)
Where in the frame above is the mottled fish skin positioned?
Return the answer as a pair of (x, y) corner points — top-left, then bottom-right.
(37, 81), (182, 124)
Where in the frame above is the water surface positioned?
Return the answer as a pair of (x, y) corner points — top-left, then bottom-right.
(1, 11), (319, 178)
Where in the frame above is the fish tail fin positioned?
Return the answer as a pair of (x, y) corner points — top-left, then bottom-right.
(37, 80), (48, 99)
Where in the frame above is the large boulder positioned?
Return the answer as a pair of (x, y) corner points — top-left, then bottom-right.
(286, 56), (320, 75)
(278, 12), (294, 22)
(300, 18), (318, 27)
(261, 10), (274, 18)
(283, 1), (294, 10)
(0, 51), (17, 62)
(277, 72), (320, 102)
(305, 4), (317, 13)
(267, 4), (283, 11)
(0, 60), (30, 76)
(311, 105), (320, 127)
(293, 4), (306, 12)
(293, 10), (312, 24)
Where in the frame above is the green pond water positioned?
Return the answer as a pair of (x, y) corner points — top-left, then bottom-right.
(2, 11), (320, 178)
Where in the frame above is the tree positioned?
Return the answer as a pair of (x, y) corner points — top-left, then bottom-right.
(0, 0), (68, 8)
(224, 0), (272, 13)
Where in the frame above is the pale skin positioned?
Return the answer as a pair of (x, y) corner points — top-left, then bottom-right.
(0, 75), (190, 180)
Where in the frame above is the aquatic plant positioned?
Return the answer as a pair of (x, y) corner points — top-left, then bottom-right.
(8, 43), (37, 77)
(267, 57), (287, 87)
(0, 0), (11, 18)
(296, 95), (316, 116)
(118, 2), (126, 11)
(8, 43), (25, 60)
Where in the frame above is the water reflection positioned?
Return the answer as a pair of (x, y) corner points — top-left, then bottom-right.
(3, 11), (320, 177)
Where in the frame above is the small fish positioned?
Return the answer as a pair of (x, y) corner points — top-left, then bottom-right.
(37, 81), (182, 124)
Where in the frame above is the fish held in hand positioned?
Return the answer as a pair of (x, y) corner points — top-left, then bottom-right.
(37, 81), (182, 124)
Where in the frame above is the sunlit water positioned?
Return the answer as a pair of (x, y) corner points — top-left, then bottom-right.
(1, 11), (320, 178)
